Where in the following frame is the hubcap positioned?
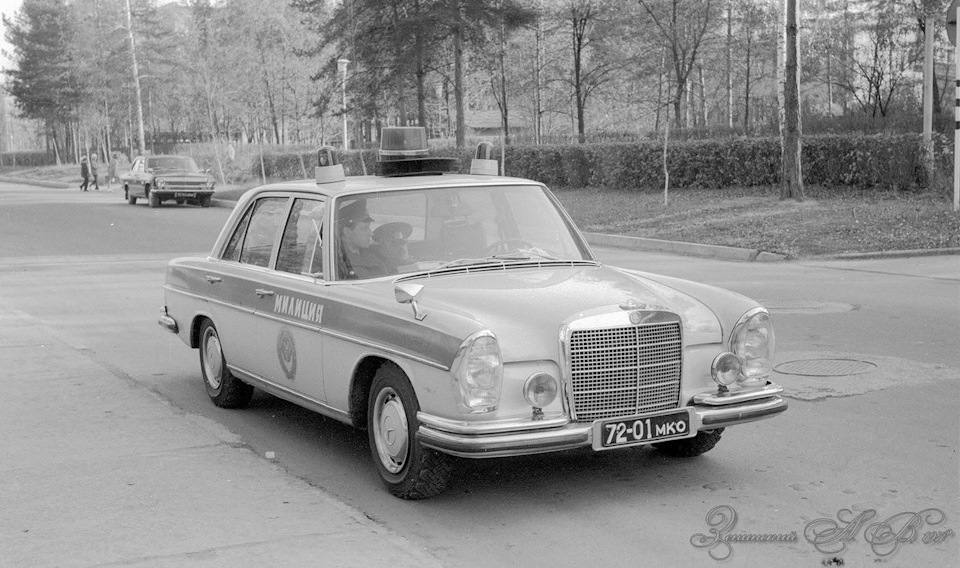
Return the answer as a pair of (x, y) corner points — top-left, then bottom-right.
(202, 330), (223, 389)
(373, 387), (408, 474)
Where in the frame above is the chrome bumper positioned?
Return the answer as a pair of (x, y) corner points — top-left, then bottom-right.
(417, 384), (787, 459)
(158, 311), (178, 334)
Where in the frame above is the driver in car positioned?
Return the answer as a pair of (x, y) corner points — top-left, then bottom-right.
(337, 199), (389, 279)
(372, 222), (412, 274)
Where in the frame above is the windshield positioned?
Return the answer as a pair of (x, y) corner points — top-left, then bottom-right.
(333, 184), (591, 280)
(147, 156), (199, 171)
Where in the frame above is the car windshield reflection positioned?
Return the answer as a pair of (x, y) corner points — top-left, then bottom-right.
(333, 184), (590, 280)
(147, 157), (200, 171)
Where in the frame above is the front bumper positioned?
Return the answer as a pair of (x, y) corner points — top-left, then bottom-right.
(417, 383), (787, 458)
(158, 310), (178, 334)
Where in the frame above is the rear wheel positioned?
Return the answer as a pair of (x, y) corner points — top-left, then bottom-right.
(367, 364), (452, 499)
(653, 428), (724, 457)
(126, 186), (136, 205)
(199, 195), (212, 207)
(198, 319), (253, 408)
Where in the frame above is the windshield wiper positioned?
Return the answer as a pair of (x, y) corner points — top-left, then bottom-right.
(435, 250), (560, 270)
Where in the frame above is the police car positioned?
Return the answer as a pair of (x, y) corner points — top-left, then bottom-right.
(159, 127), (786, 499)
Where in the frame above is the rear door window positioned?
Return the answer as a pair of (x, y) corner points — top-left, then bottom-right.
(276, 198), (327, 277)
(222, 197), (288, 267)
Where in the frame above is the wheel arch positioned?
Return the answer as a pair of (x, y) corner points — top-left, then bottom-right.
(349, 356), (401, 429)
(189, 313), (215, 348)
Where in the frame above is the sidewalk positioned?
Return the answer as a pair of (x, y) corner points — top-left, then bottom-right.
(0, 303), (443, 567)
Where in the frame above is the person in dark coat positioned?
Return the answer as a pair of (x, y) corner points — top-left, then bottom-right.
(89, 155), (100, 190)
(80, 156), (90, 191)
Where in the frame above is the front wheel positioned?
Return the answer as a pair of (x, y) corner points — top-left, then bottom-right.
(198, 319), (253, 408)
(653, 428), (724, 457)
(367, 364), (452, 499)
(148, 189), (160, 208)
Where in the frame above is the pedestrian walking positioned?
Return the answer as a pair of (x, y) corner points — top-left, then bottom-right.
(89, 155), (100, 190)
(106, 152), (118, 192)
(80, 156), (90, 191)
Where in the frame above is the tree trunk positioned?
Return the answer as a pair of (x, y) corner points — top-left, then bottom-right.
(497, 4), (510, 146)
(453, 0), (465, 148)
(744, 35), (752, 133)
(572, 14), (585, 143)
(726, 0), (733, 129)
(780, 0), (804, 201)
(534, 1), (543, 145)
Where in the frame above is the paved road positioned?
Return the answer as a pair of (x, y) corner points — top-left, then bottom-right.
(2, 183), (957, 567)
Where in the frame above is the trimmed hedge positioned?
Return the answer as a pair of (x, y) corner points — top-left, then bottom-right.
(0, 151), (56, 168)
(498, 134), (927, 191)
(183, 133), (933, 191)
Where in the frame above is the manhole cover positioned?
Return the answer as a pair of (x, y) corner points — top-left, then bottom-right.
(774, 358), (877, 377)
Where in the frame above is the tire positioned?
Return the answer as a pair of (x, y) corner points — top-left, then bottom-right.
(199, 195), (212, 208)
(367, 364), (452, 499)
(653, 428), (724, 458)
(126, 187), (136, 205)
(148, 189), (160, 208)
(198, 319), (253, 409)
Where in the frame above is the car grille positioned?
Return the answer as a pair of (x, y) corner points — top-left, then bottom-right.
(568, 321), (682, 422)
(164, 180), (206, 190)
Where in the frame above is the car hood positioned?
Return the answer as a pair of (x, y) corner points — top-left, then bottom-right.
(402, 264), (725, 361)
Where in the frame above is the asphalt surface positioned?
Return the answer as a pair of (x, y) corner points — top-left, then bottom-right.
(1, 180), (957, 567)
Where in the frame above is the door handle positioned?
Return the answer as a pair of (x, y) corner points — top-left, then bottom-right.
(255, 288), (275, 297)
(204, 275), (222, 284)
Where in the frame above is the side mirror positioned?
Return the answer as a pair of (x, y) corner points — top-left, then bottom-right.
(395, 282), (426, 321)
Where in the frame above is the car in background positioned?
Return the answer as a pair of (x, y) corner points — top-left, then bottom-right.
(158, 128), (787, 499)
(121, 154), (215, 208)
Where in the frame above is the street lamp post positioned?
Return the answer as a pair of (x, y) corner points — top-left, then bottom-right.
(337, 58), (350, 151)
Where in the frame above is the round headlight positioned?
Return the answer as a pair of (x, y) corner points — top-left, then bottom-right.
(451, 331), (502, 412)
(156, 177), (166, 188)
(523, 372), (558, 407)
(711, 352), (742, 386)
(730, 308), (775, 383)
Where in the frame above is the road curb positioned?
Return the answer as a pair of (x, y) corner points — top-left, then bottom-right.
(805, 247), (960, 260)
(583, 232), (787, 262)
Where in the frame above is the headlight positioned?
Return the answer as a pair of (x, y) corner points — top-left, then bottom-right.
(206, 179), (215, 190)
(729, 308), (775, 384)
(451, 330), (502, 413)
(156, 178), (166, 189)
(710, 352), (742, 386)
(523, 372), (558, 407)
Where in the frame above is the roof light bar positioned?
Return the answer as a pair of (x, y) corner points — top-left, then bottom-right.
(376, 127), (458, 177)
(470, 141), (499, 176)
(315, 146), (346, 185)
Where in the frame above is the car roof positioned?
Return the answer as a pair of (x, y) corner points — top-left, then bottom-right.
(248, 173), (544, 200)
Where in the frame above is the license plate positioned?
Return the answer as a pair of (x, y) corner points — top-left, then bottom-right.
(592, 408), (694, 450)
(176, 192), (197, 198)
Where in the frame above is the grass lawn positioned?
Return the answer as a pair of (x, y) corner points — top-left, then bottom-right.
(552, 186), (960, 258)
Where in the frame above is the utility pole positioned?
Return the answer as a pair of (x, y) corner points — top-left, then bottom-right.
(125, 0), (146, 156)
(337, 58), (350, 151)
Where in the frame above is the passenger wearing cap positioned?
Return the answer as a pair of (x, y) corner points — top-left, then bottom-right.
(372, 222), (413, 274)
(336, 199), (389, 279)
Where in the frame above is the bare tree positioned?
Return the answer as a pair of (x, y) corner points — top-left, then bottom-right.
(639, 0), (714, 129)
